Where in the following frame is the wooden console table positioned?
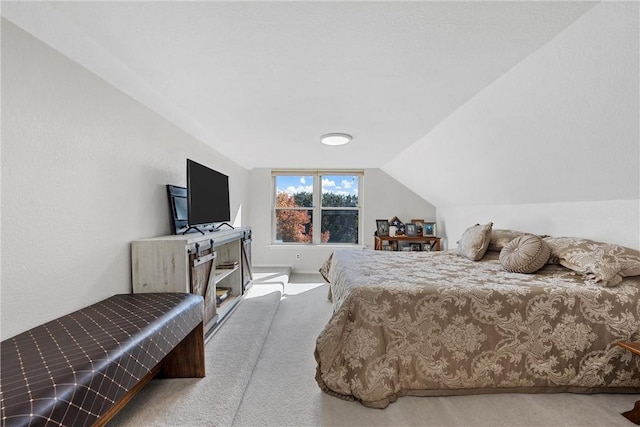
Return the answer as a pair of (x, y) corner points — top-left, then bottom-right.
(375, 235), (441, 251)
(618, 341), (640, 425)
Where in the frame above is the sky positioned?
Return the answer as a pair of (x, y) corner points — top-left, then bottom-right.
(276, 175), (358, 197)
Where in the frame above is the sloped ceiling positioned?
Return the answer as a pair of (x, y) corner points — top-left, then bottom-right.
(383, 1), (639, 207)
(3, 1), (600, 172)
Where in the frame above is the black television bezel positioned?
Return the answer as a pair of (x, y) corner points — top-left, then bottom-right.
(166, 184), (189, 235)
(186, 159), (232, 233)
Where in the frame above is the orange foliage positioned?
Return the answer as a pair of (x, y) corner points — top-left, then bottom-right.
(276, 192), (311, 243)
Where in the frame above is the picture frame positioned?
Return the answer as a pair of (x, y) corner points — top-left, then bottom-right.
(411, 219), (424, 236)
(423, 222), (437, 237)
(389, 216), (405, 235)
(405, 223), (417, 237)
(376, 219), (390, 237)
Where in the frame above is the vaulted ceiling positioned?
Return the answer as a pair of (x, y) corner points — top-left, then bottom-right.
(3, 1), (600, 171)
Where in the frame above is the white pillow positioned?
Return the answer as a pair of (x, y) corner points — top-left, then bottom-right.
(499, 235), (550, 274)
(457, 223), (493, 261)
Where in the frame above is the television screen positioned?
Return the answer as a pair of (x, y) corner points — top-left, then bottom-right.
(187, 159), (231, 228)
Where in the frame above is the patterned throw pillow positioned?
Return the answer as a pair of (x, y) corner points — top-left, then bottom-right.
(488, 229), (530, 252)
(457, 223), (493, 261)
(499, 235), (551, 274)
(544, 237), (640, 287)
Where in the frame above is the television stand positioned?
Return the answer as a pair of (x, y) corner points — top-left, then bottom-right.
(181, 223), (235, 235)
(213, 222), (234, 232)
(182, 226), (206, 235)
(132, 227), (253, 339)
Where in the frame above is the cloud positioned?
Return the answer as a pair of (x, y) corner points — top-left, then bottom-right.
(322, 178), (336, 188)
(285, 185), (312, 194)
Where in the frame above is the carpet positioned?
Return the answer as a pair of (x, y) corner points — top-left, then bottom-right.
(232, 277), (638, 427)
(108, 282), (284, 427)
(110, 274), (638, 427)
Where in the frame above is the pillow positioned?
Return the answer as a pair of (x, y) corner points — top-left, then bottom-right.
(488, 229), (530, 252)
(457, 223), (493, 261)
(544, 237), (640, 287)
(499, 235), (550, 274)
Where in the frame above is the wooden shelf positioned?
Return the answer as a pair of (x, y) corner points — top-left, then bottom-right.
(375, 235), (441, 251)
(214, 266), (239, 284)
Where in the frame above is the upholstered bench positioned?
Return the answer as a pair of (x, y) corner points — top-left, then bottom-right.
(0, 293), (205, 427)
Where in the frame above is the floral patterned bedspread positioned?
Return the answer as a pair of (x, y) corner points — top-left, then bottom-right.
(315, 249), (640, 408)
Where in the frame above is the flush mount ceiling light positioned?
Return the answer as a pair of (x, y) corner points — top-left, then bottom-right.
(320, 133), (352, 146)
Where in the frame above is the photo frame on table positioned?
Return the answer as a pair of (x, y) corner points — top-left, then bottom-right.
(376, 219), (390, 237)
(411, 219), (424, 236)
(405, 223), (417, 237)
(423, 222), (437, 237)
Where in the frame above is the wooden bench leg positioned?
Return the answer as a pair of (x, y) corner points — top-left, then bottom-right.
(623, 400), (640, 425)
(94, 322), (205, 426)
(94, 364), (162, 426)
(162, 321), (206, 378)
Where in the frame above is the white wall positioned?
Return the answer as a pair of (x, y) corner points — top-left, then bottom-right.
(438, 200), (640, 251)
(1, 20), (250, 339)
(383, 1), (639, 250)
(248, 168), (436, 273)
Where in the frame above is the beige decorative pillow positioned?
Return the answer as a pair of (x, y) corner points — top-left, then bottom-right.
(499, 235), (550, 274)
(457, 223), (493, 261)
(488, 229), (530, 252)
(544, 237), (640, 287)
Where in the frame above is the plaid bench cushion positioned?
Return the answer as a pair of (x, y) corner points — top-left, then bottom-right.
(1, 293), (203, 427)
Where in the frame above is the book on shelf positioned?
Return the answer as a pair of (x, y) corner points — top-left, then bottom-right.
(216, 287), (232, 305)
(217, 261), (239, 269)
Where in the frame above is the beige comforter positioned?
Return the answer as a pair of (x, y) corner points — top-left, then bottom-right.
(315, 249), (640, 408)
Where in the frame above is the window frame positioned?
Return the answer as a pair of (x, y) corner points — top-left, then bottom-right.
(272, 170), (364, 245)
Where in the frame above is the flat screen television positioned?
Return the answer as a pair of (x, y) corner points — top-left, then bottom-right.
(186, 159), (232, 234)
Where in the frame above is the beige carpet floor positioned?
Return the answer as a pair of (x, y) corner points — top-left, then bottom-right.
(110, 273), (638, 427)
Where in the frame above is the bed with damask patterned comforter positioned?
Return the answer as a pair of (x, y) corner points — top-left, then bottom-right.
(314, 248), (640, 408)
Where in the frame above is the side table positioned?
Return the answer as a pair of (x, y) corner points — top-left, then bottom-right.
(618, 341), (640, 425)
(374, 235), (441, 251)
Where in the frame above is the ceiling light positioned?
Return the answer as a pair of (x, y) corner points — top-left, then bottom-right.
(321, 133), (352, 146)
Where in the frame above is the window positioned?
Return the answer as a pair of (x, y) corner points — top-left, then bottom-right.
(273, 171), (363, 244)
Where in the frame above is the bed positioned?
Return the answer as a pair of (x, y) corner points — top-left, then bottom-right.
(314, 227), (640, 408)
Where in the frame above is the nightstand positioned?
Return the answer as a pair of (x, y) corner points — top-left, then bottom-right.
(618, 341), (640, 425)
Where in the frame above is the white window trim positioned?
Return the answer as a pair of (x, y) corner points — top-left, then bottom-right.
(272, 170), (364, 245)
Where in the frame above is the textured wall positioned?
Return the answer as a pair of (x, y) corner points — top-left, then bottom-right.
(383, 1), (639, 249)
(1, 21), (249, 339)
